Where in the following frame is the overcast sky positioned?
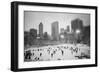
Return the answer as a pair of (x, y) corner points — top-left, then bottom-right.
(24, 11), (90, 35)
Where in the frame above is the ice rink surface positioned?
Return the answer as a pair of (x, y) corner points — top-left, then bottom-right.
(24, 44), (90, 62)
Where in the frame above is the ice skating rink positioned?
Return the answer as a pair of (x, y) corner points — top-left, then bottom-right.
(24, 44), (90, 62)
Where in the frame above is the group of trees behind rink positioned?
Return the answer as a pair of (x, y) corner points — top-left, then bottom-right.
(24, 30), (37, 47)
(24, 30), (49, 48)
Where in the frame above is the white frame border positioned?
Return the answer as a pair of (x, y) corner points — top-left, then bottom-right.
(18, 5), (96, 68)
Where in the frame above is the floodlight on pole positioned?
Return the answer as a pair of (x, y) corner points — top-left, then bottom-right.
(76, 29), (80, 34)
(60, 34), (64, 39)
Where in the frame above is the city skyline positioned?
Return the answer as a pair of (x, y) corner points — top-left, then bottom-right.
(24, 11), (90, 35)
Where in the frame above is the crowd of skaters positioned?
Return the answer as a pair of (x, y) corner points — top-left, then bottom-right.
(24, 44), (90, 62)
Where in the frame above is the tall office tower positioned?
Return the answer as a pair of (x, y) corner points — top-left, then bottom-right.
(51, 21), (59, 41)
(71, 18), (84, 33)
(39, 22), (43, 39)
(71, 18), (84, 42)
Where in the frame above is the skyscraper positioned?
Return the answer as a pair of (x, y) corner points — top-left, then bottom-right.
(51, 21), (59, 41)
(71, 18), (84, 43)
(39, 22), (43, 39)
(71, 18), (84, 33)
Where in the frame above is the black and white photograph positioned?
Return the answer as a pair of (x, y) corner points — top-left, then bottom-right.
(24, 11), (90, 62)
(11, 1), (97, 71)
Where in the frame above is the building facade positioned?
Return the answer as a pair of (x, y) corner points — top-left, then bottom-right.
(71, 18), (84, 33)
(39, 22), (43, 39)
(71, 18), (84, 43)
(51, 21), (59, 41)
